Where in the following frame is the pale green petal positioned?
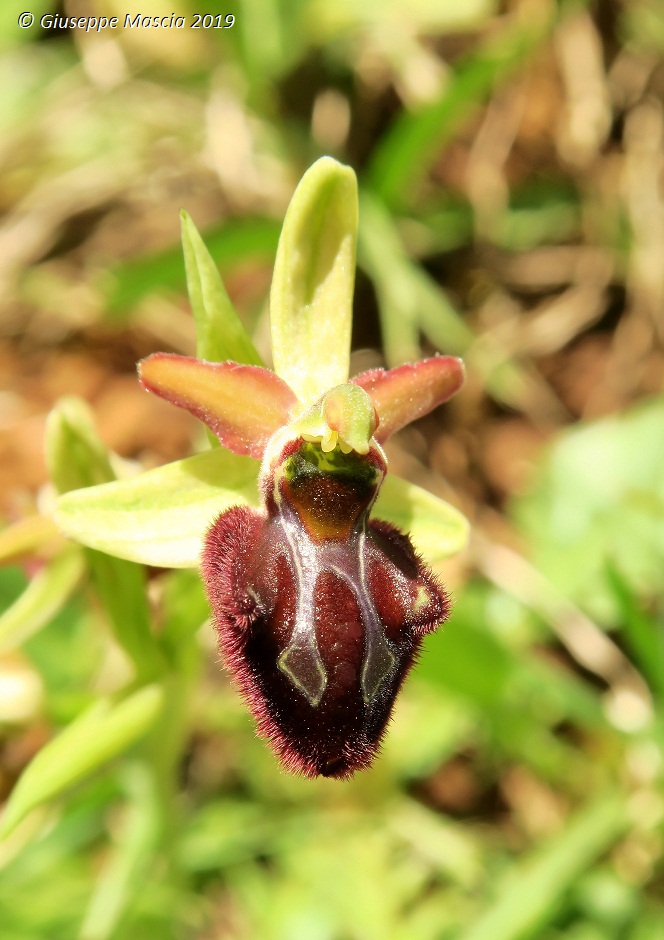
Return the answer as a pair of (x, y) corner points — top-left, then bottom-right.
(55, 449), (261, 569)
(0, 685), (164, 838)
(373, 475), (469, 563)
(270, 157), (358, 404)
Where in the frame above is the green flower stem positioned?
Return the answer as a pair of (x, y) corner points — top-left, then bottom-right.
(0, 548), (84, 653)
(87, 552), (169, 682)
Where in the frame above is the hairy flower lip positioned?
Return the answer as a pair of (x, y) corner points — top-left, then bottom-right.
(199, 430), (451, 779)
(137, 346), (464, 779)
(202, 501), (450, 779)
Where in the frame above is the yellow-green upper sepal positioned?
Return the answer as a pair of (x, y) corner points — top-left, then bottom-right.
(270, 157), (358, 405)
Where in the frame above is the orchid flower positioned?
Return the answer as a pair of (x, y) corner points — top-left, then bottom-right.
(56, 158), (468, 778)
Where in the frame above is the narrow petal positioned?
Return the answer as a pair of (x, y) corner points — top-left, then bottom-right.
(352, 356), (465, 443)
(139, 354), (297, 458)
(55, 449), (261, 568)
(270, 157), (358, 405)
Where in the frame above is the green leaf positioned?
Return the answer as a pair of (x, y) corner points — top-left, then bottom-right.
(55, 449), (261, 568)
(458, 790), (629, 940)
(0, 684), (164, 839)
(45, 397), (115, 493)
(357, 192), (473, 363)
(47, 398), (165, 677)
(181, 210), (264, 366)
(79, 763), (162, 940)
(420, 613), (605, 740)
(374, 475), (469, 562)
(0, 549), (84, 653)
(366, 9), (554, 208)
(88, 552), (168, 678)
(270, 157), (358, 404)
(607, 562), (664, 700)
(512, 395), (664, 621)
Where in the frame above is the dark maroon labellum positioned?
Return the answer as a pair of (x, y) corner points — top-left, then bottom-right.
(201, 439), (449, 778)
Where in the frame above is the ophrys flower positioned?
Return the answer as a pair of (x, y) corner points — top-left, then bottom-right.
(56, 158), (468, 777)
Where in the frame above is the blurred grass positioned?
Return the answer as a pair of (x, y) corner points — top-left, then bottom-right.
(1, 0), (664, 938)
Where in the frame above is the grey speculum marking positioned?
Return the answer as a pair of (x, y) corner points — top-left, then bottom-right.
(277, 510), (395, 707)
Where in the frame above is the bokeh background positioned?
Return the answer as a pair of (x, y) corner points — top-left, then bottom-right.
(1, 0), (664, 937)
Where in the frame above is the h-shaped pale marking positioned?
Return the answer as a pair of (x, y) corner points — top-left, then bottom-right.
(277, 513), (396, 707)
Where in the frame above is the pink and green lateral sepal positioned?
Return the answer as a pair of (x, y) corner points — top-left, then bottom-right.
(351, 355), (464, 443)
(139, 354), (297, 458)
(138, 351), (464, 458)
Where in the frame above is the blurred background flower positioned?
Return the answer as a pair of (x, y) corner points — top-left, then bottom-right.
(1, 0), (663, 938)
